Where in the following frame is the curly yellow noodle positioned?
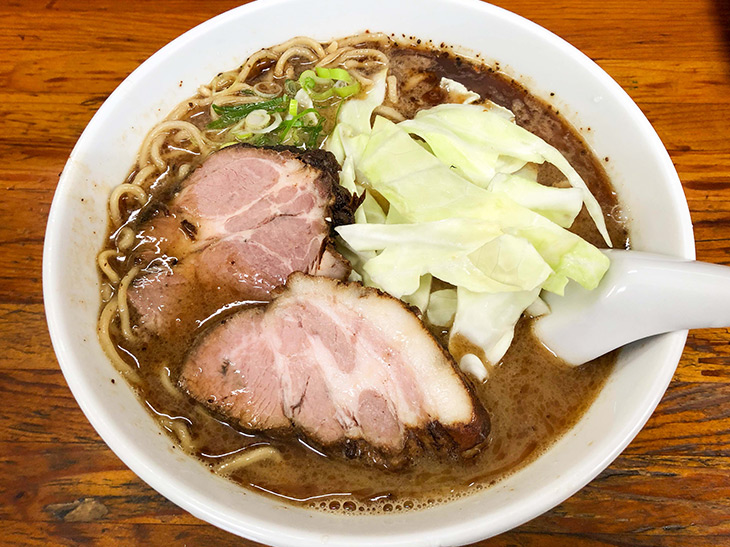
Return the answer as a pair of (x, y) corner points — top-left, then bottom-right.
(273, 46), (320, 76)
(343, 65), (374, 86)
(100, 283), (113, 302)
(232, 49), (278, 85)
(117, 266), (140, 341)
(215, 446), (283, 474)
(148, 133), (169, 171)
(98, 296), (141, 384)
(130, 163), (157, 187)
(270, 36), (326, 57)
(210, 70), (238, 91)
(116, 227), (136, 253)
(109, 184), (147, 226)
(387, 74), (399, 103)
(374, 105), (406, 123)
(177, 163), (192, 179)
(97, 249), (121, 284)
(166, 99), (199, 125)
(138, 120), (209, 169)
(160, 417), (195, 452)
(171, 422), (194, 452)
(337, 47), (389, 65)
(159, 366), (182, 399)
(315, 46), (354, 68)
(171, 130), (194, 145)
(334, 32), (391, 48)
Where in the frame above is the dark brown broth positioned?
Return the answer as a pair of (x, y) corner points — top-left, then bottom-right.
(103, 42), (628, 513)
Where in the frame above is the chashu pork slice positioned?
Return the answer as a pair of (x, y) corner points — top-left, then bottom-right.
(180, 273), (490, 467)
(127, 145), (353, 336)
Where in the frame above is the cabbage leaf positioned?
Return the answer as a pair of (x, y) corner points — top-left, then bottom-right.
(399, 103), (612, 246)
(451, 287), (541, 366)
(427, 289), (458, 327)
(487, 173), (583, 228)
(337, 220), (552, 297)
(358, 116), (609, 292)
(401, 274), (432, 313)
(325, 69), (387, 224)
(330, 95), (611, 372)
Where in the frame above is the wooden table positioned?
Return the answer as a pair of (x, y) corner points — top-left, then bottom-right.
(2, 1), (729, 545)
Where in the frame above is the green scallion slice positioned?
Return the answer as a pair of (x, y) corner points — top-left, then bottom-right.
(315, 67), (352, 82)
(207, 97), (286, 129)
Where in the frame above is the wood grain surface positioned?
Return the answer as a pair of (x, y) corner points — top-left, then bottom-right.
(2, 0), (729, 545)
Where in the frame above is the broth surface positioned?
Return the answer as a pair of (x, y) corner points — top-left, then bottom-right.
(98, 36), (628, 513)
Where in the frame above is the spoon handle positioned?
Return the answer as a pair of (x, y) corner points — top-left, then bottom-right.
(534, 250), (730, 366)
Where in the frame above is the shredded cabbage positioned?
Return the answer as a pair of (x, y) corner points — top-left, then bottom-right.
(451, 287), (541, 365)
(399, 103), (613, 246)
(439, 77), (481, 105)
(324, 69), (387, 224)
(356, 116), (609, 292)
(401, 275), (432, 313)
(329, 84), (611, 374)
(427, 289), (458, 327)
(337, 220), (552, 297)
(487, 173), (583, 228)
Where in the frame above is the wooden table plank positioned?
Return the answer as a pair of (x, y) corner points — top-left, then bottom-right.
(0, 304), (52, 370)
(2, 0), (730, 545)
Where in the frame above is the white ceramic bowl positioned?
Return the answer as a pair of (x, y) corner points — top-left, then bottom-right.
(43, 0), (694, 545)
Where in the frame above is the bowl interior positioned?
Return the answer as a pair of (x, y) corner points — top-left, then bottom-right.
(43, 0), (694, 545)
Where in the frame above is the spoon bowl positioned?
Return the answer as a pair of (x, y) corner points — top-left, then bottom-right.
(535, 250), (730, 365)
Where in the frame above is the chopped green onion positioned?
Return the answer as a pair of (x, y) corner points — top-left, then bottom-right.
(304, 121), (325, 148)
(298, 69), (328, 90)
(284, 79), (299, 96)
(208, 97), (286, 129)
(244, 109), (270, 130)
(279, 108), (325, 146)
(209, 67), (360, 150)
(249, 112), (283, 135)
(315, 67), (352, 82)
(309, 88), (334, 101)
(333, 80), (361, 98)
(288, 99), (298, 116)
(298, 69), (338, 101)
(252, 134), (270, 146)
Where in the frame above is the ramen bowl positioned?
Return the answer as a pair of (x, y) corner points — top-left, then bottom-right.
(43, 0), (693, 545)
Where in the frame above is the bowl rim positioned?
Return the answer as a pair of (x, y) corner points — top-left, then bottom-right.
(43, 0), (695, 545)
